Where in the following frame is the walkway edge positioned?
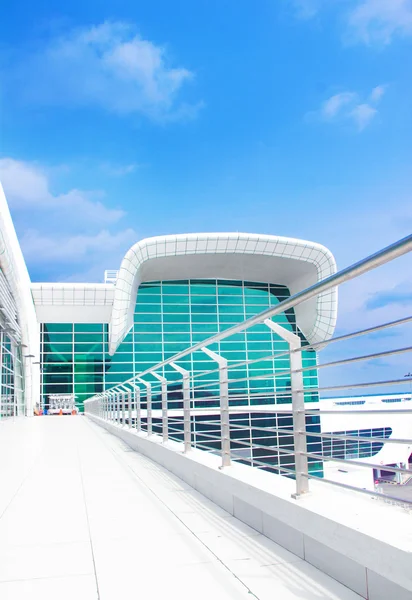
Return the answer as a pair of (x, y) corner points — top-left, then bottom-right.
(87, 415), (412, 600)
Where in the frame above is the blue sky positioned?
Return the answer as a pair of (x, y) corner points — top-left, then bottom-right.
(1, 0), (411, 389)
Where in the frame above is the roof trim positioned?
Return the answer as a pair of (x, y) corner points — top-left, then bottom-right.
(108, 233), (337, 355)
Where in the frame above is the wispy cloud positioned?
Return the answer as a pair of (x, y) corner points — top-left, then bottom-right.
(369, 84), (386, 103)
(316, 85), (386, 131)
(322, 92), (357, 119)
(12, 21), (201, 122)
(349, 103), (377, 130)
(365, 287), (412, 310)
(317, 198), (412, 393)
(0, 158), (123, 224)
(0, 157), (137, 280)
(100, 162), (142, 177)
(290, 0), (412, 45)
(291, 0), (325, 19)
(348, 0), (412, 45)
(20, 228), (136, 264)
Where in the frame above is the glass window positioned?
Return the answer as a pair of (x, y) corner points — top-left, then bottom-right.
(42, 353), (73, 363)
(135, 304), (162, 314)
(218, 295), (244, 305)
(134, 347), (163, 358)
(218, 285), (243, 296)
(42, 333), (73, 343)
(191, 313), (218, 324)
(161, 284), (189, 295)
(74, 324), (104, 333)
(190, 283), (217, 296)
(163, 323), (191, 334)
(162, 304), (189, 314)
(163, 313), (190, 323)
(74, 334), (104, 343)
(162, 295), (189, 305)
(43, 342), (73, 354)
(191, 304), (217, 314)
(74, 343), (105, 353)
(136, 294), (162, 305)
(43, 323), (73, 333)
(191, 323), (218, 333)
(136, 323), (162, 333)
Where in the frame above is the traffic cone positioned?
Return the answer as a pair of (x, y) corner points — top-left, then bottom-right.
(59, 409), (63, 416)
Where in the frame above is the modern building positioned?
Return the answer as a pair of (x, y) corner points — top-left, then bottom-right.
(2, 182), (411, 481)
(0, 183), (338, 415)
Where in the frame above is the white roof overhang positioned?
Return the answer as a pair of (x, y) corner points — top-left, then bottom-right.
(109, 233), (337, 355)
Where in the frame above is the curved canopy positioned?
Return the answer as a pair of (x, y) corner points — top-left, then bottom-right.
(108, 232), (337, 355)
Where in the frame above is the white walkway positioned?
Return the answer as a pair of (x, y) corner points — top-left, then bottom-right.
(0, 416), (363, 600)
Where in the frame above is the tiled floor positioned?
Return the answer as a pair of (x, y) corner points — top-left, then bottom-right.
(0, 416), (363, 599)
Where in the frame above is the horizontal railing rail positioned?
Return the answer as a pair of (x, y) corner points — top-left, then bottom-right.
(84, 233), (412, 505)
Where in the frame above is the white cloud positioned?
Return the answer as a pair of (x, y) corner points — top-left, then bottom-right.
(100, 163), (141, 177)
(0, 157), (137, 280)
(15, 21), (200, 121)
(350, 103), (377, 130)
(369, 84), (386, 103)
(0, 158), (124, 224)
(20, 228), (136, 264)
(291, 0), (324, 19)
(348, 0), (412, 45)
(316, 85), (385, 130)
(316, 197), (412, 392)
(321, 92), (358, 119)
(290, 0), (412, 45)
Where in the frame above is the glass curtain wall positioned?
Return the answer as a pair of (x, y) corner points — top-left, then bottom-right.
(0, 329), (22, 417)
(40, 279), (318, 411)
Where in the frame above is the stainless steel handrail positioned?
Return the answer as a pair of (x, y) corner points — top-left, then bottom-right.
(84, 234), (412, 505)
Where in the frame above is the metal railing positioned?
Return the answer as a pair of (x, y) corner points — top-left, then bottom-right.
(84, 234), (412, 504)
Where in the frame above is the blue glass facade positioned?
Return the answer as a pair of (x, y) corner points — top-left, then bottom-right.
(40, 279), (319, 410)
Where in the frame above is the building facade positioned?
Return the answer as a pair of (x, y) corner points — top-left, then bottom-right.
(0, 183), (338, 426)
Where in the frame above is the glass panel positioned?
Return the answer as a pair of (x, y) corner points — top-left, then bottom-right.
(43, 323), (73, 333)
(162, 295), (189, 305)
(218, 295), (244, 305)
(163, 323), (191, 333)
(190, 284), (216, 295)
(74, 324), (104, 333)
(74, 344), (104, 353)
(136, 323), (162, 333)
(163, 313), (190, 323)
(43, 342), (73, 354)
(135, 303), (162, 314)
(42, 353), (73, 363)
(136, 294), (162, 304)
(161, 284), (189, 295)
(42, 333), (73, 343)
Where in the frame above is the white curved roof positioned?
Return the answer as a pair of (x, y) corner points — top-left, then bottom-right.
(109, 233), (338, 355)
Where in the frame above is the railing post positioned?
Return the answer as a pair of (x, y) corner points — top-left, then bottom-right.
(121, 391), (126, 425)
(264, 319), (309, 498)
(201, 347), (230, 468)
(171, 362), (192, 453)
(116, 392), (120, 424)
(153, 373), (168, 443)
(110, 392), (115, 422)
(119, 385), (132, 428)
(127, 390), (132, 427)
(131, 384), (141, 432)
(138, 378), (152, 435)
